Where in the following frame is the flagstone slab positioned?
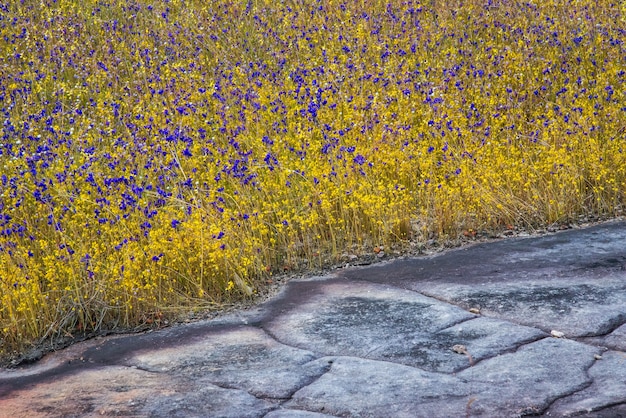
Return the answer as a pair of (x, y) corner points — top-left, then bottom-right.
(263, 280), (477, 368)
(285, 356), (488, 418)
(264, 410), (338, 418)
(0, 365), (274, 418)
(129, 326), (324, 399)
(457, 337), (600, 416)
(580, 323), (626, 351)
(340, 221), (626, 338)
(545, 349), (626, 416)
(427, 275), (626, 337)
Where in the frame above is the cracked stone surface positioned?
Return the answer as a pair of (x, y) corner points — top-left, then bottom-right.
(129, 326), (325, 399)
(455, 338), (600, 416)
(285, 356), (490, 417)
(1, 219), (626, 417)
(0, 365), (275, 417)
(263, 282), (546, 373)
(581, 323), (626, 351)
(545, 350), (626, 416)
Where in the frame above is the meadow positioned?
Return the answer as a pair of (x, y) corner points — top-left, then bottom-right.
(1, 0), (625, 361)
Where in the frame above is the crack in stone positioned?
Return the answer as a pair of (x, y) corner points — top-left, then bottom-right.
(275, 358), (335, 402)
(120, 363), (175, 377)
(255, 323), (330, 362)
(140, 365), (292, 409)
(289, 360), (334, 399)
(436, 308), (561, 341)
(321, 354), (479, 381)
(330, 278), (485, 333)
(579, 314), (626, 338)
(404, 287), (474, 308)
(435, 315), (479, 332)
(454, 337), (559, 384)
(122, 363), (164, 375)
(254, 283), (579, 379)
(342, 276), (479, 315)
(255, 323), (287, 345)
(450, 334), (550, 373)
(129, 326), (336, 409)
(539, 351), (599, 416)
(589, 400), (626, 414)
(578, 315), (626, 339)
(262, 406), (341, 418)
(574, 338), (626, 353)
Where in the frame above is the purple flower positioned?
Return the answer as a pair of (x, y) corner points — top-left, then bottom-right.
(353, 154), (366, 165)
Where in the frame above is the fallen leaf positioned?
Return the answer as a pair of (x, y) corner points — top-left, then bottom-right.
(452, 344), (468, 354)
(452, 344), (474, 365)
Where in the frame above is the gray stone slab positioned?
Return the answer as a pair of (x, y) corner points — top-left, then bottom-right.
(432, 274), (626, 337)
(340, 222), (626, 338)
(345, 315), (547, 373)
(129, 326), (324, 399)
(264, 281), (475, 367)
(265, 280), (545, 373)
(430, 316), (547, 372)
(140, 383), (274, 418)
(285, 356), (488, 418)
(577, 404), (626, 417)
(581, 322), (626, 351)
(457, 337), (600, 416)
(265, 410), (338, 417)
(545, 350), (626, 416)
(341, 220), (626, 286)
(0, 365), (274, 418)
(286, 338), (602, 417)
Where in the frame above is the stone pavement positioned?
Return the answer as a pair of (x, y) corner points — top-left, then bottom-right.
(1, 220), (626, 417)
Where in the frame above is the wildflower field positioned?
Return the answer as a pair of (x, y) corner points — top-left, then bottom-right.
(1, 0), (625, 360)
